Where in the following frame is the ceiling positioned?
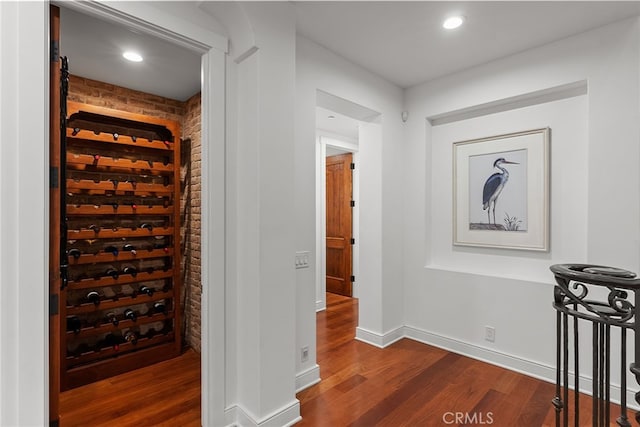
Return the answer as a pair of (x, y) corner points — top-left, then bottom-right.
(316, 106), (360, 140)
(60, 2), (640, 103)
(295, 1), (640, 88)
(60, 7), (201, 102)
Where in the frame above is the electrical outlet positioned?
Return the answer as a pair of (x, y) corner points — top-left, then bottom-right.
(301, 346), (309, 362)
(485, 326), (495, 342)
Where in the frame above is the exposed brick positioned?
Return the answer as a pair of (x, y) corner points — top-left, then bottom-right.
(67, 94), (86, 103)
(84, 78), (116, 92)
(143, 93), (168, 104)
(181, 91), (202, 353)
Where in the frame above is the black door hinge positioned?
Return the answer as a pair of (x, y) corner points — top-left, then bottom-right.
(350, 163), (355, 170)
(50, 40), (59, 63)
(350, 238), (355, 245)
(351, 275), (355, 282)
(49, 294), (59, 316)
(50, 166), (59, 189)
(350, 200), (355, 208)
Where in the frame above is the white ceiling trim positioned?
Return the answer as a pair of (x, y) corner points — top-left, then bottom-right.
(429, 80), (589, 126)
(58, 0), (227, 53)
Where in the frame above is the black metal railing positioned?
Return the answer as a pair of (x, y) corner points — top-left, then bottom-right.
(551, 264), (640, 427)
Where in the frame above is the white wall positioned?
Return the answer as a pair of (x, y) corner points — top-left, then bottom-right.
(403, 17), (640, 402)
(0, 2), (49, 425)
(295, 35), (405, 381)
(0, 1), (304, 426)
(232, 3), (300, 425)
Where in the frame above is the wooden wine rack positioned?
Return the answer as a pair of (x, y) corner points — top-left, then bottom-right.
(59, 101), (182, 390)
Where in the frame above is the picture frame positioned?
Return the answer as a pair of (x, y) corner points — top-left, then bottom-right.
(453, 128), (550, 251)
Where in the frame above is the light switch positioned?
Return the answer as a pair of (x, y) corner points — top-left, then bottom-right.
(295, 251), (310, 269)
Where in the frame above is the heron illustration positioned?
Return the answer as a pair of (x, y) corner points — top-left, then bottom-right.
(482, 157), (519, 225)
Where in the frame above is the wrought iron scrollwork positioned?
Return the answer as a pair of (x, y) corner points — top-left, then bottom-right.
(554, 278), (635, 327)
(550, 263), (640, 427)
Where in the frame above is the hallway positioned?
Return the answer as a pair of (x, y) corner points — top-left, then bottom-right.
(297, 293), (621, 426)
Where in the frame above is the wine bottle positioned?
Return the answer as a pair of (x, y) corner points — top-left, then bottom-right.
(88, 224), (100, 233)
(124, 330), (138, 345)
(86, 290), (100, 306)
(139, 285), (154, 297)
(124, 308), (137, 322)
(140, 223), (153, 232)
(67, 248), (81, 259)
(103, 333), (121, 351)
(123, 266), (137, 277)
(153, 243), (169, 253)
(153, 301), (166, 315)
(123, 244), (137, 255)
(106, 312), (119, 326)
(104, 245), (119, 256)
(105, 267), (119, 279)
(66, 316), (82, 334)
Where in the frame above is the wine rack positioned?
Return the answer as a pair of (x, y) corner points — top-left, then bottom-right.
(60, 101), (182, 390)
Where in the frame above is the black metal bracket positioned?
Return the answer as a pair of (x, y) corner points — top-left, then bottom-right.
(50, 166), (59, 189)
(50, 40), (59, 63)
(49, 294), (59, 316)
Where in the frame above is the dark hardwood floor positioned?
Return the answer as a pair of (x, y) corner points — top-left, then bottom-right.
(297, 293), (625, 426)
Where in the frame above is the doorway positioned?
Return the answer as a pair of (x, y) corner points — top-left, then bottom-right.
(314, 90), (384, 366)
(49, 4), (206, 425)
(325, 151), (354, 297)
(316, 103), (361, 310)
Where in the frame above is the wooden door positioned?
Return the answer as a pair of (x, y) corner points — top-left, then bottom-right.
(326, 153), (353, 297)
(49, 5), (62, 425)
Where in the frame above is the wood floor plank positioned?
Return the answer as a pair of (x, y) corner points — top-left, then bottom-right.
(59, 348), (200, 426)
(298, 293), (630, 427)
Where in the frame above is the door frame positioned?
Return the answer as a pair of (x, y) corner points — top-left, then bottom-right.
(0, 2), (226, 425)
(316, 132), (359, 310)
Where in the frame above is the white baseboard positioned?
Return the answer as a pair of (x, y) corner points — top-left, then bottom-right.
(316, 300), (326, 312)
(226, 400), (301, 427)
(403, 324), (639, 411)
(296, 364), (321, 392)
(225, 405), (239, 427)
(355, 326), (404, 348)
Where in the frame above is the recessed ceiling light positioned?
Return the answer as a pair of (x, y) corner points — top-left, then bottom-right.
(123, 51), (143, 62)
(328, 115), (335, 119)
(443, 15), (465, 30)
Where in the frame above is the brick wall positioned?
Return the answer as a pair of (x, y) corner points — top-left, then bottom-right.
(68, 75), (202, 353)
(181, 93), (202, 353)
(68, 75), (185, 123)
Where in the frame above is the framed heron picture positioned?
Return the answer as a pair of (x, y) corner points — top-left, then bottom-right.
(453, 128), (550, 251)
